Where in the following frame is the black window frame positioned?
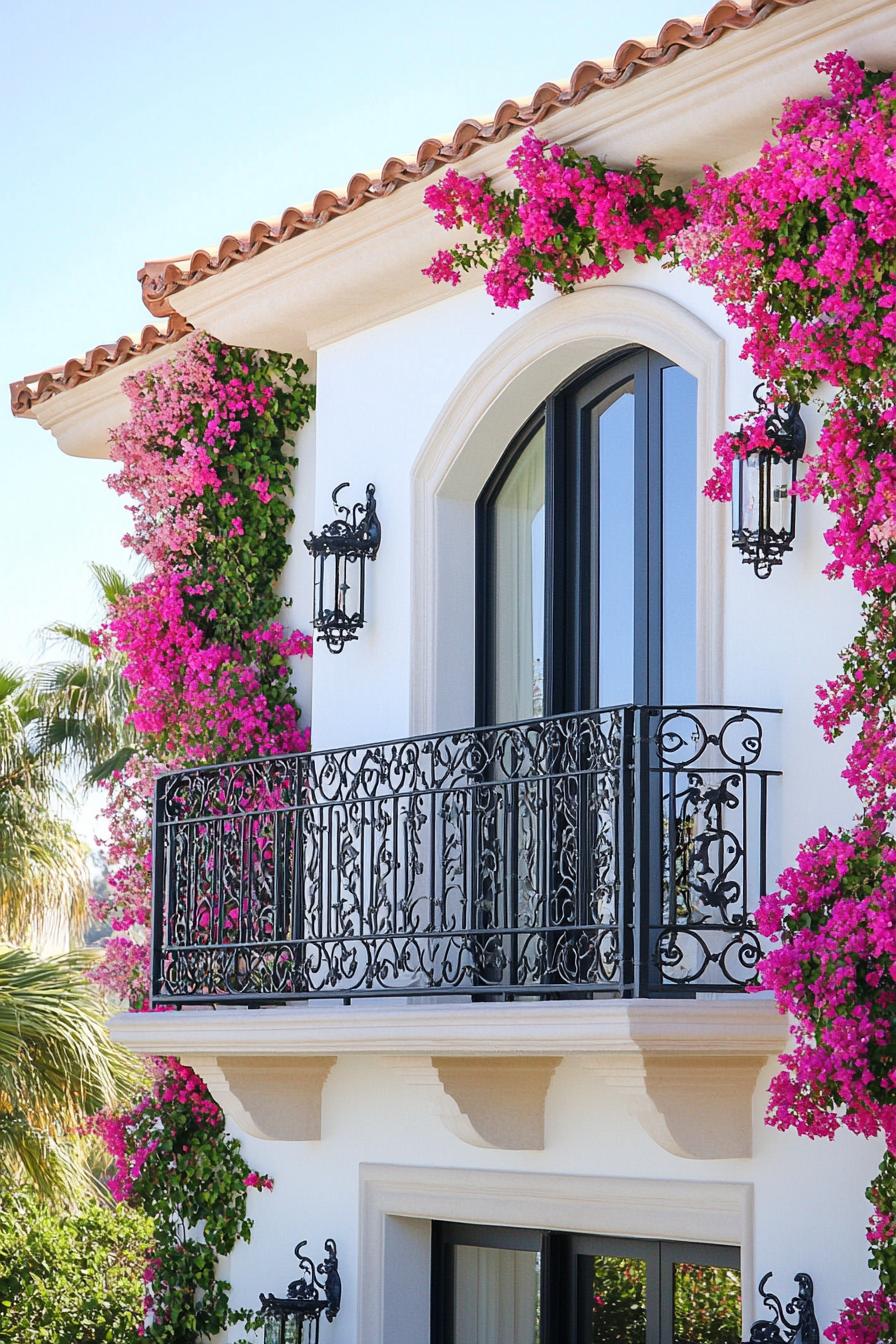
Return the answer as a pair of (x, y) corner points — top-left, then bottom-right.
(475, 345), (691, 726)
(431, 1221), (740, 1344)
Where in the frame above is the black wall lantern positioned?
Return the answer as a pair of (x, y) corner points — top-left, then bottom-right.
(259, 1238), (341, 1344)
(732, 388), (806, 579)
(746, 1271), (818, 1344)
(305, 482), (381, 653)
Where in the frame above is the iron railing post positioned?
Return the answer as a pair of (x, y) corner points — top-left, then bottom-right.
(618, 706), (636, 997)
(150, 773), (166, 1007)
(631, 704), (653, 998)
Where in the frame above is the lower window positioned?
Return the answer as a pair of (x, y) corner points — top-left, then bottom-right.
(431, 1223), (741, 1344)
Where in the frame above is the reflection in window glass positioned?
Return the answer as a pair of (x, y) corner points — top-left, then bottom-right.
(452, 1245), (541, 1344)
(593, 382), (636, 706)
(673, 1263), (741, 1344)
(589, 1255), (648, 1344)
(661, 365), (698, 705)
(493, 424), (546, 723)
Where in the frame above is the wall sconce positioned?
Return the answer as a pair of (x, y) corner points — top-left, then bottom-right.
(305, 482), (381, 652)
(732, 388), (806, 579)
(259, 1238), (341, 1344)
(746, 1271), (818, 1344)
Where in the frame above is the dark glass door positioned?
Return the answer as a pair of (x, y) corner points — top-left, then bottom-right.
(478, 348), (698, 723)
(431, 1224), (741, 1344)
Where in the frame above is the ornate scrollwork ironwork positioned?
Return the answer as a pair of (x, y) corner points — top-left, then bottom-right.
(747, 1272), (819, 1344)
(150, 704), (778, 1005)
(650, 706), (778, 991)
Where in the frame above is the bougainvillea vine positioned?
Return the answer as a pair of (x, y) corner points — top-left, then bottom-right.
(425, 50), (896, 1341)
(89, 332), (315, 1340)
(88, 1060), (273, 1342)
(423, 129), (689, 307)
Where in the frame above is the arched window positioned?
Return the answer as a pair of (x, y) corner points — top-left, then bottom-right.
(477, 347), (698, 722)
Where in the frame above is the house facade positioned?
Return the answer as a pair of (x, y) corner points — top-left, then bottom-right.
(11, 1), (896, 1340)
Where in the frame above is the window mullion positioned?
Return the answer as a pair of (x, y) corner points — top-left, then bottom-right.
(657, 1241), (676, 1344)
(543, 391), (566, 716)
(540, 1230), (571, 1344)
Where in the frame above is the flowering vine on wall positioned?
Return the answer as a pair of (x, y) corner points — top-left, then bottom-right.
(425, 51), (896, 1343)
(89, 332), (315, 1340)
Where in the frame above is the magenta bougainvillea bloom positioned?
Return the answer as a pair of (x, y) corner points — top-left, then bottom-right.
(422, 129), (689, 307)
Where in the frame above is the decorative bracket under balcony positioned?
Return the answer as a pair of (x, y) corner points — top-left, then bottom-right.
(589, 1052), (770, 1159)
(186, 1054), (336, 1141)
(111, 999), (786, 1155)
(389, 1056), (562, 1150)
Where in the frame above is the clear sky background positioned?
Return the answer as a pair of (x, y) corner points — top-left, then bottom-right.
(1, 0), (686, 669)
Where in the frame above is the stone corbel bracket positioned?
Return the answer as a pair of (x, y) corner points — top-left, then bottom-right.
(391, 1055), (561, 1150)
(184, 1053), (336, 1141)
(590, 1052), (769, 1159)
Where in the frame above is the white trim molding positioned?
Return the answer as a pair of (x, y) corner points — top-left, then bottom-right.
(408, 282), (727, 734)
(357, 1162), (753, 1344)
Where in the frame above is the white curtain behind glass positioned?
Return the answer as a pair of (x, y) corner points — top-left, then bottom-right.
(493, 425), (546, 723)
(452, 1246), (540, 1344)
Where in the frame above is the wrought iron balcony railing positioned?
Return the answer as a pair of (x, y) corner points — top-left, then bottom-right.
(150, 705), (780, 1006)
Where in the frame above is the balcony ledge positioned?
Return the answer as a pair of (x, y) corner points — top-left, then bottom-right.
(110, 998), (786, 1157)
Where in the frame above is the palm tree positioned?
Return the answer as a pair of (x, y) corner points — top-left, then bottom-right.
(0, 944), (141, 1204)
(0, 667), (88, 943)
(33, 563), (136, 786)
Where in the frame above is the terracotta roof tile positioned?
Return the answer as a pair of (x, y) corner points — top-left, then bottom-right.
(9, 315), (192, 417)
(137, 0), (816, 318)
(10, 0), (814, 418)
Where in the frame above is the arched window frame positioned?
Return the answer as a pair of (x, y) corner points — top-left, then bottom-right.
(409, 286), (727, 738)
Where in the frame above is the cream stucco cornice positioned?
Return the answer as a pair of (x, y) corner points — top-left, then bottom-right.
(109, 996), (786, 1059)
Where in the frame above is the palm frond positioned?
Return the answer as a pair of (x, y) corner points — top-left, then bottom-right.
(0, 945), (143, 1205)
(31, 565), (136, 788)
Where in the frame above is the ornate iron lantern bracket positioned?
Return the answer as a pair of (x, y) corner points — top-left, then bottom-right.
(259, 1238), (341, 1344)
(746, 1271), (819, 1344)
(731, 386), (806, 579)
(305, 482), (381, 652)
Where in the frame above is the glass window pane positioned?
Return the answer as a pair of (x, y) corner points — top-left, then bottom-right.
(673, 1262), (741, 1344)
(594, 381), (636, 706)
(587, 1253), (648, 1344)
(452, 1245), (541, 1344)
(492, 424), (546, 723)
(662, 365), (698, 705)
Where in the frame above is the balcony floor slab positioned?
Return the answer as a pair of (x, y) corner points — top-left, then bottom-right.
(110, 998), (786, 1155)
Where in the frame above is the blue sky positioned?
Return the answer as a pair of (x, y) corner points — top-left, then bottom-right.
(1, 0), (684, 667)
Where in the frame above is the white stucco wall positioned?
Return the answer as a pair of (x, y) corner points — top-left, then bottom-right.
(220, 1053), (880, 1342)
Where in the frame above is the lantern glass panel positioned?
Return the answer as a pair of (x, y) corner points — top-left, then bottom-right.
(734, 453), (761, 537)
(769, 456), (792, 536)
(264, 1317), (282, 1344)
(284, 1316), (302, 1344)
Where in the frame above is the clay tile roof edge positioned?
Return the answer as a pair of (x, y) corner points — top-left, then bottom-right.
(9, 315), (193, 418)
(136, 0), (816, 319)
